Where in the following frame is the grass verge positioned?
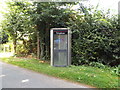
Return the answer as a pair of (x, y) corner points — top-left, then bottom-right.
(0, 57), (119, 88)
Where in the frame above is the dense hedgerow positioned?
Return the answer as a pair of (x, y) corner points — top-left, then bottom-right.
(69, 7), (120, 66)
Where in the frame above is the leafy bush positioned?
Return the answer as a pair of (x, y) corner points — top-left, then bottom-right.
(0, 44), (4, 52)
(16, 39), (37, 57)
(16, 44), (28, 56)
(89, 62), (106, 68)
(111, 65), (120, 76)
(89, 62), (120, 76)
(69, 7), (120, 67)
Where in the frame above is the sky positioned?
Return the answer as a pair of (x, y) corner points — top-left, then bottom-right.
(0, 0), (7, 21)
(0, 0), (120, 21)
(88, 0), (119, 15)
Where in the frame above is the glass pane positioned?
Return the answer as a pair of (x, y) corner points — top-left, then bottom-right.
(53, 33), (68, 66)
(54, 34), (67, 50)
(53, 51), (67, 66)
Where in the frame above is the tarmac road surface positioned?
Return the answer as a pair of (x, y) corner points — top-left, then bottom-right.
(0, 61), (94, 88)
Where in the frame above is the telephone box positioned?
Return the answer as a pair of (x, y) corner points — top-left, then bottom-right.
(50, 28), (71, 67)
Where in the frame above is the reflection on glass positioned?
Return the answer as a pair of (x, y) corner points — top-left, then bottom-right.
(54, 51), (67, 66)
(54, 34), (67, 50)
(53, 34), (68, 66)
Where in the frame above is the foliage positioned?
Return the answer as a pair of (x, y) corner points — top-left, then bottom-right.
(1, 1), (119, 67)
(16, 40), (37, 56)
(89, 62), (106, 68)
(1, 1), (76, 59)
(0, 44), (3, 52)
(0, 57), (119, 88)
(68, 5), (120, 66)
(111, 65), (120, 76)
(0, 29), (8, 44)
(1, 1), (33, 53)
(88, 62), (120, 76)
(30, 2), (76, 60)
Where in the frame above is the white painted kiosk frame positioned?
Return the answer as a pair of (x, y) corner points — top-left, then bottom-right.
(50, 28), (71, 67)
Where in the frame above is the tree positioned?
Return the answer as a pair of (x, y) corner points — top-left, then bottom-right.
(0, 29), (8, 44)
(1, 1), (33, 53)
(1, 1), (76, 59)
(31, 2), (76, 60)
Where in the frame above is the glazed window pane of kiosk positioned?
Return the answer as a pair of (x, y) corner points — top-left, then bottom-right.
(54, 32), (68, 66)
(51, 28), (71, 67)
(54, 34), (67, 50)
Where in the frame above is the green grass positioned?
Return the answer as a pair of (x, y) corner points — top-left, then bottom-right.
(0, 57), (119, 88)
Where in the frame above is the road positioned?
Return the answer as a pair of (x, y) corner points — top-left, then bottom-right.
(0, 61), (94, 88)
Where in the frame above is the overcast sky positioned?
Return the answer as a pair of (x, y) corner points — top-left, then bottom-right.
(88, 0), (119, 15)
